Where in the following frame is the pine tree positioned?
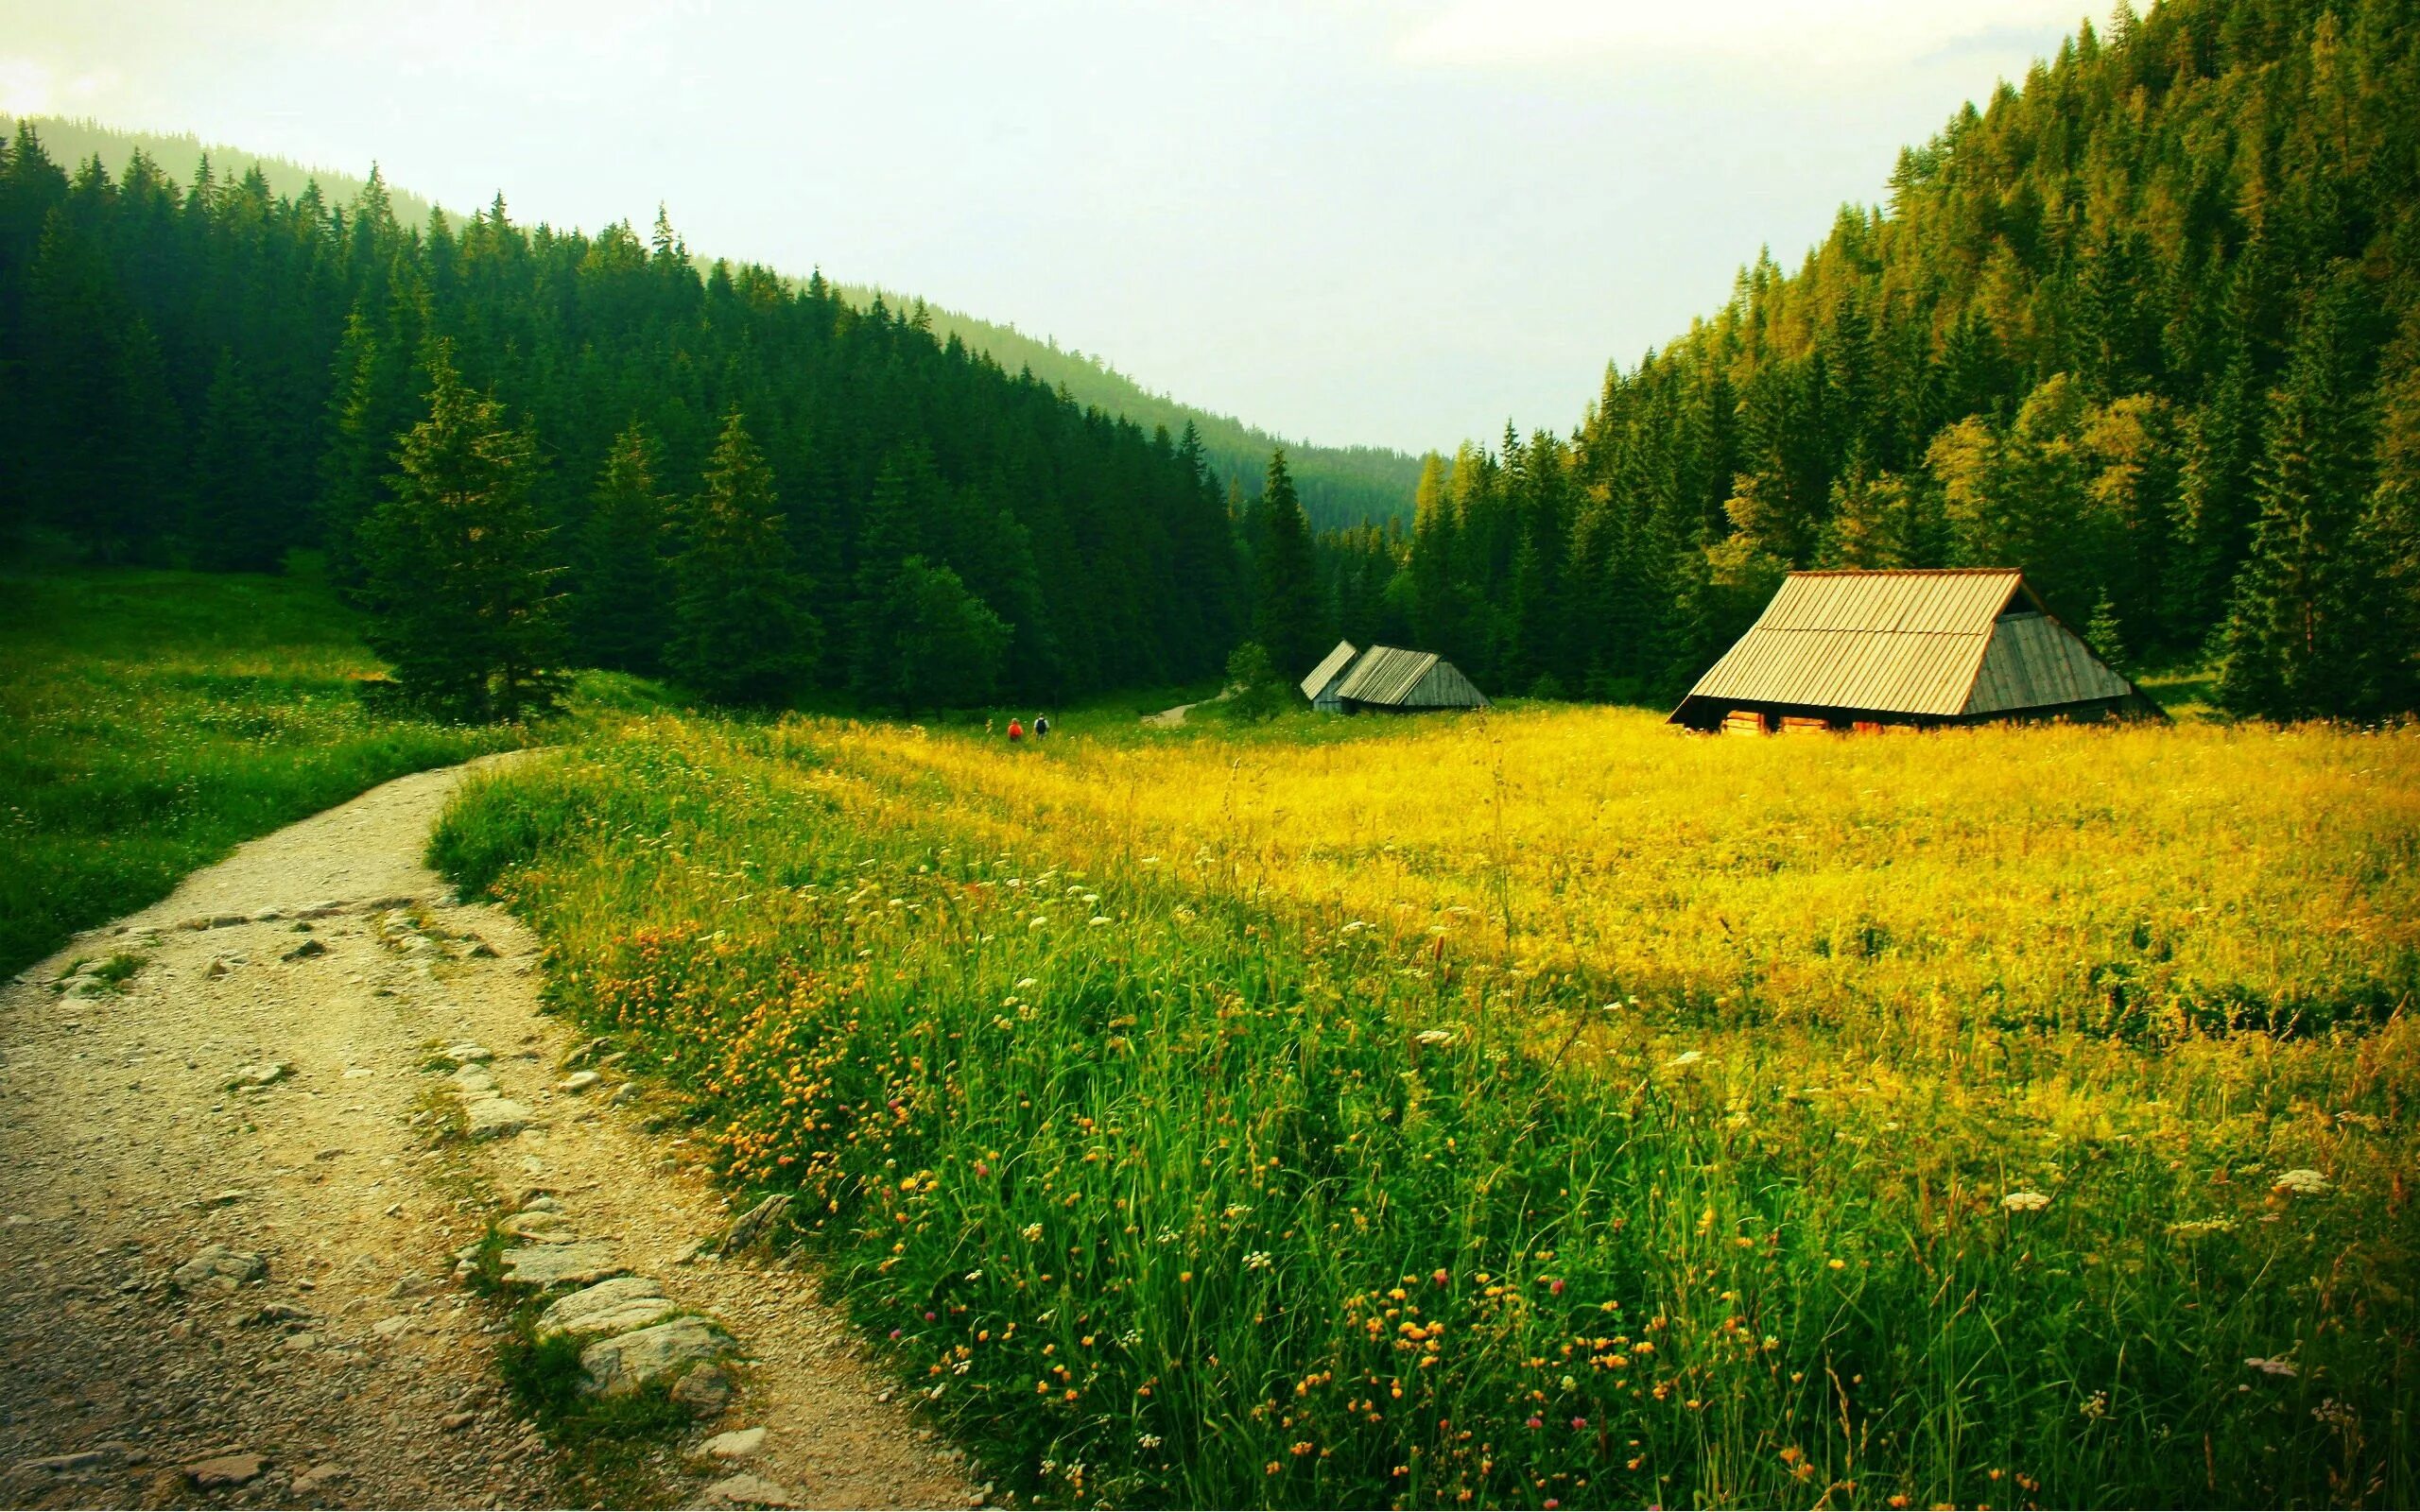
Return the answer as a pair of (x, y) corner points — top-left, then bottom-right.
(187, 351), (280, 572)
(358, 340), (566, 719)
(668, 408), (817, 706)
(873, 557), (1011, 713)
(2220, 268), (2389, 718)
(570, 422), (673, 672)
(1252, 449), (1322, 679)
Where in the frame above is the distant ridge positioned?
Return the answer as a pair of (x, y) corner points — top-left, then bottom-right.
(9, 113), (1425, 531)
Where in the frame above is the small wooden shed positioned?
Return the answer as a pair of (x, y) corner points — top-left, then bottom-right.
(1328, 644), (1490, 713)
(1300, 640), (1363, 713)
(1668, 568), (2162, 731)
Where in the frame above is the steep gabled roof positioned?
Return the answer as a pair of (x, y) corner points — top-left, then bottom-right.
(1334, 644), (1441, 705)
(1674, 569), (2135, 719)
(1301, 640), (1363, 699)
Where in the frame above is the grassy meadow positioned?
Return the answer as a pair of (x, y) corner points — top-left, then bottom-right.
(432, 706), (2419, 1509)
(0, 568), (523, 977)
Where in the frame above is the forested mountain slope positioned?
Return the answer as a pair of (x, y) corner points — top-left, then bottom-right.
(1329, 0), (2418, 719)
(6, 114), (1421, 531)
(0, 120), (1246, 703)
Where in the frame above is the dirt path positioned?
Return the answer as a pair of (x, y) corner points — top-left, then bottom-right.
(0, 757), (976, 1511)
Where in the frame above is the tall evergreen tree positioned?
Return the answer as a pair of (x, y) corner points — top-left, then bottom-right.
(186, 351), (279, 572)
(1252, 448), (1322, 679)
(2220, 268), (2394, 718)
(570, 421), (672, 673)
(669, 408), (817, 706)
(358, 340), (566, 718)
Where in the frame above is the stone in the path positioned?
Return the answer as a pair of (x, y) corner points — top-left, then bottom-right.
(172, 1244), (268, 1291)
(22, 1448), (121, 1473)
(462, 1097), (532, 1140)
(700, 1427), (767, 1461)
(204, 957), (234, 979)
(231, 1060), (293, 1089)
(579, 1316), (733, 1397)
(500, 1241), (624, 1289)
(289, 1463), (347, 1498)
(673, 1361), (737, 1416)
(719, 1194), (791, 1254)
(282, 937), (328, 961)
(432, 1041), (493, 1070)
(183, 1452), (266, 1488)
(536, 1277), (675, 1341)
(700, 1471), (797, 1507)
(452, 1065), (497, 1094)
(558, 1070), (601, 1093)
(499, 1210), (575, 1243)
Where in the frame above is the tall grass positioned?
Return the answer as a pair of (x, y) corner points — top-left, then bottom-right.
(1, 567), (520, 976)
(433, 712), (2418, 1508)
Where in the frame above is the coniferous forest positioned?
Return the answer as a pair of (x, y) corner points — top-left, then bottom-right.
(1321, 0), (2420, 721)
(0, 130), (1244, 713)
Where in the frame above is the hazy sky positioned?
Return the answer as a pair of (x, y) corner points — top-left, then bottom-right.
(0, 0), (2100, 454)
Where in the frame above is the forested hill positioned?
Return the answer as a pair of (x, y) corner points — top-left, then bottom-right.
(1325, 0), (2418, 720)
(0, 119), (1248, 706)
(7, 114), (1422, 531)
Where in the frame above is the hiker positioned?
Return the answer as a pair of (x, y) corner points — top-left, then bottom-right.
(1007, 717), (1025, 743)
(1033, 714), (1050, 738)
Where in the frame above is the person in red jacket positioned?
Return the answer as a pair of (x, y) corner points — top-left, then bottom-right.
(1007, 718), (1025, 743)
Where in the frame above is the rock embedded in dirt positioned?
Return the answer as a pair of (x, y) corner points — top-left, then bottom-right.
(462, 1097), (533, 1140)
(700, 1427), (767, 1461)
(498, 1209), (575, 1243)
(289, 1463), (347, 1497)
(171, 1243), (268, 1290)
(579, 1316), (735, 1397)
(183, 1452), (267, 1488)
(701, 1471), (799, 1507)
(499, 1241), (625, 1289)
(23, 1447), (122, 1473)
(283, 938), (329, 961)
(433, 1042), (493, 1069)
(452, 1065), (497, 1094)
(558, 1070), (601, 1093)
(538, 1287), (677, 1343)
(674, 1361), (738, 1416)
(231, 1060), (293, 1089)
(720, 1194), (791, 1254)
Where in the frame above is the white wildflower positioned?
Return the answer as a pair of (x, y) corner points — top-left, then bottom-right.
(1341, 919), (1370, 933)
(1138, 1434), (1163, 1450)
(1015, 977), (1039, 988)
(1243, 1251), (1273, 1271)
(1665, 1050), (1705, 1069)
(2246, 1356), (2299, 1378)
(1029, 916), (1048, 930)
(1413, 1028), (1454, 1046)
(964, 1268), (983, 1281)
(2000, 1191), (2052, 1213)
(2273, 1168), (2329, 1195)
(1090, 916), (1112, 926)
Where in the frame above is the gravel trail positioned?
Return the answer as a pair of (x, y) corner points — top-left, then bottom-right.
(0, 756), (974, 1510)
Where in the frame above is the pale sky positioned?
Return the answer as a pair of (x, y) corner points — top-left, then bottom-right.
(0, 0), (2102, 455)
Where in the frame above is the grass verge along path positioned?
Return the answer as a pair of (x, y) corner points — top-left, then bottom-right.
(1, 567), (518, 977)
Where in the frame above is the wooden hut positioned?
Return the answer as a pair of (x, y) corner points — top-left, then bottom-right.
(1300, 640), (1363, 713)
(1328, 644), (1490, 713)
(1668, 569), (2162, 731)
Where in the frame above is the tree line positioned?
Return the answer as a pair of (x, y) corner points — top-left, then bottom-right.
(0, 126), (1246, 715)
(1316, 0), (2418, 721)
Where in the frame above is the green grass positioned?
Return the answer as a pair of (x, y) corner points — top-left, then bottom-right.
(432, 713), (2418, 1510)
(0, 565), (523, 977)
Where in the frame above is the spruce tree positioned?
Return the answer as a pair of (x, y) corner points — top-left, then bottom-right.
(358, 341), (566, 719)
(668, 408), (817, 706)
(570, 422), (671, 672)
(1252, 448), (1322, 679)
(2220, 268), (2388, 719)
(187, 351), (279, 572)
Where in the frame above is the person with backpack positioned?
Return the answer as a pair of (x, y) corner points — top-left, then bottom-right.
(1033, 714), (1050, 738)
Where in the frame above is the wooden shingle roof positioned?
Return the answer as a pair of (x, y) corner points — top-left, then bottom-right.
(1674, 569), (2138, 721)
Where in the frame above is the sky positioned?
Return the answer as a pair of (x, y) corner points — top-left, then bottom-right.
(0, 0), (2104, 455)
